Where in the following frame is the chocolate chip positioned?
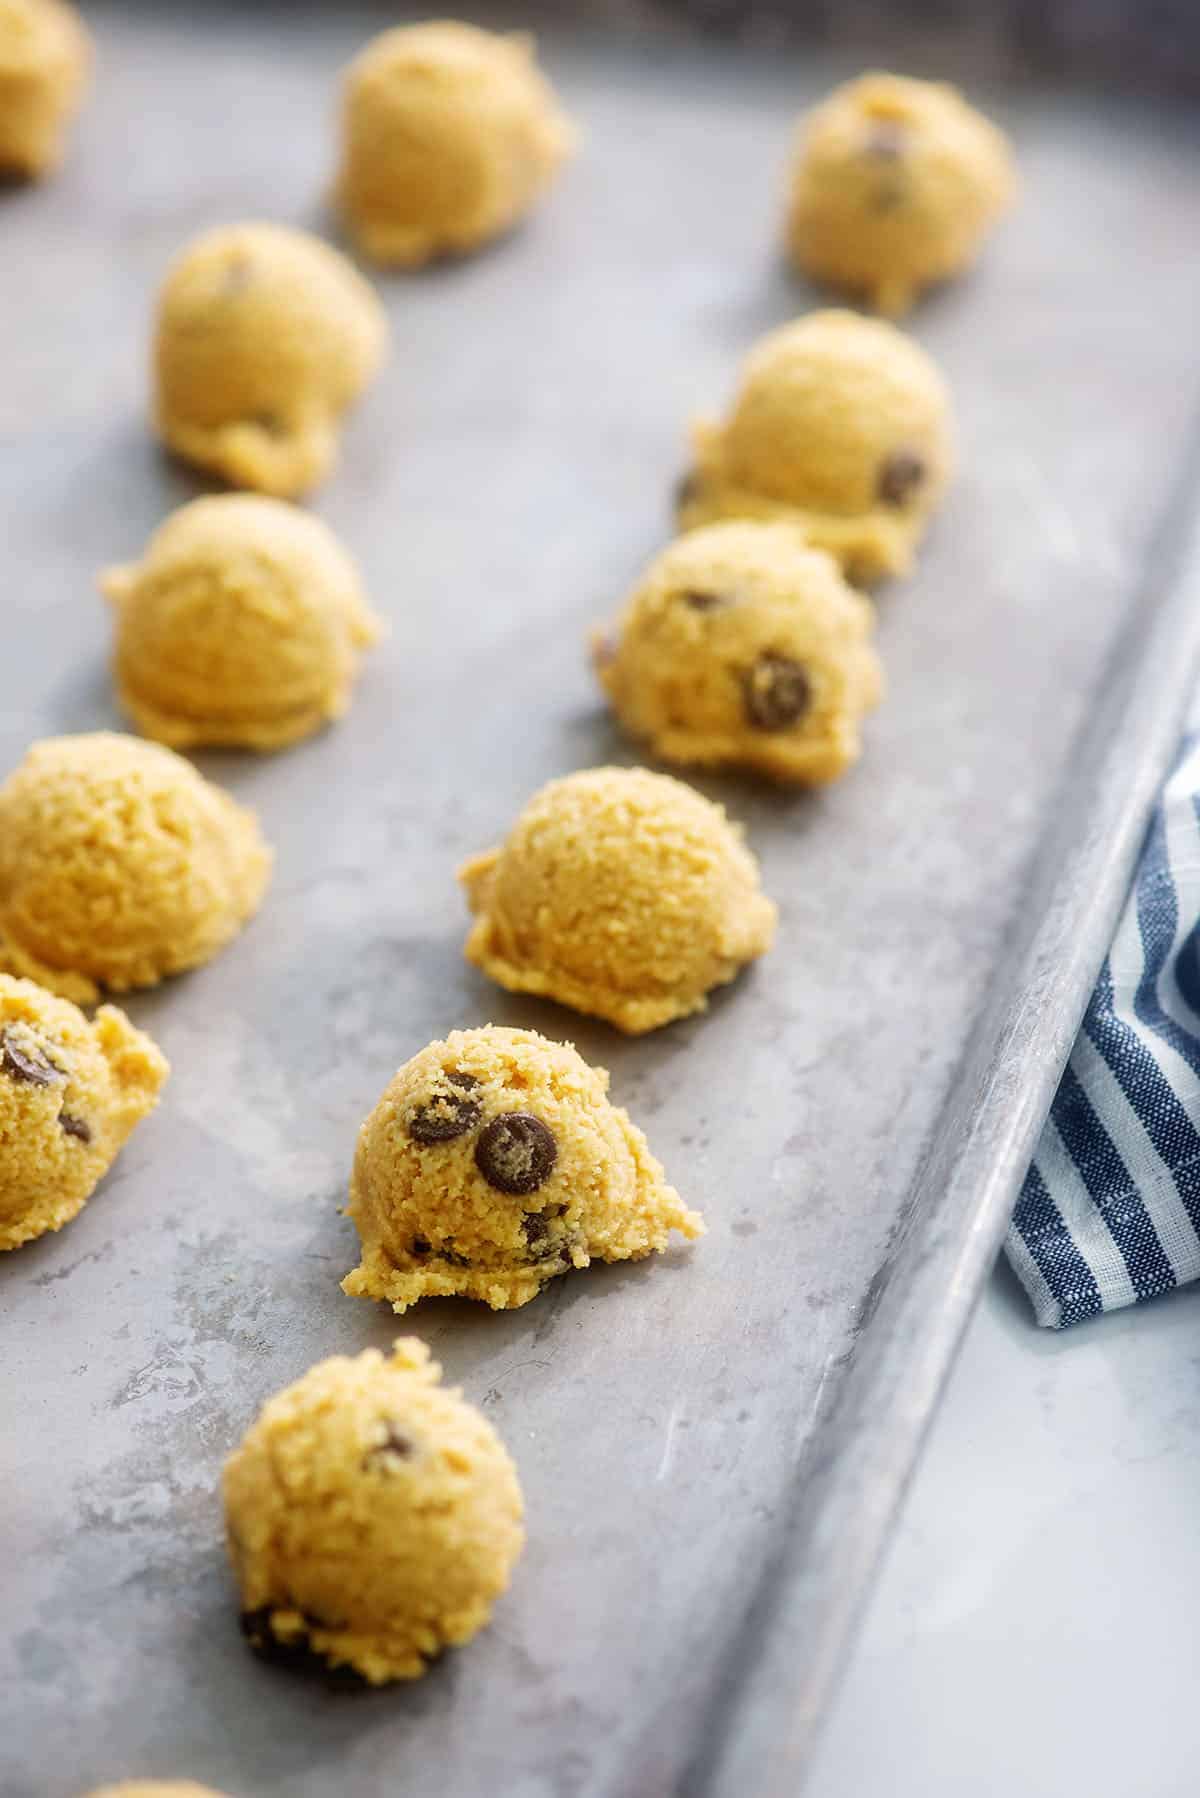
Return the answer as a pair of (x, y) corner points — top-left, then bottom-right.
(239, 1607), (367, 1688)
(864, 120), (906, 160)
(474, 1112), (558, 1196)
(240, 1605), (280, 1651)
(742, 654), (812, 731)
(59, 1113), (91, 1144)
(1, 1031), (62, 1087)
(411, 1231), (469, 1266)
(252, 412), (285, 436)
(681, 590), (729, 612)
(522, 1211), (554, 1254)
(408, 1070), (482, 1144)
(877, 449), (927, 507)
(522, 1210), (571, 1263)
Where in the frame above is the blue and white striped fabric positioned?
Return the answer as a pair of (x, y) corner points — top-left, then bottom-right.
(1006, 731), (1200, 1327)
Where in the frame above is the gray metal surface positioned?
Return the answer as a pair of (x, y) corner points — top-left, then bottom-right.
(2, 9), (1200, 1798)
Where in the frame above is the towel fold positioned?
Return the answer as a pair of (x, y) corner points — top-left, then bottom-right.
(1006, 731), (1200, 1326)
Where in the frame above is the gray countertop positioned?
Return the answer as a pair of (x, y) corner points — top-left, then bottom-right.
(811, 1266), (1200, 1798)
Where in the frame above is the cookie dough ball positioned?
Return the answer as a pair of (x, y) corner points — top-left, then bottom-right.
(0, 733), (272, 1003)
(459, 768), (776, 1033)
(677, 309), (953, 582)
(786, 73), (1015, 317)
(594, 522), (883, 784)
(336, 21), (575, 268)
(0, 974), (167, 1250)
(0, 0), (90, 179)
(102, 496), (384, 752)
(224, 1339), (524, 1684)
(344, 1025), (703, 1312)
(153, 223), (387, 499)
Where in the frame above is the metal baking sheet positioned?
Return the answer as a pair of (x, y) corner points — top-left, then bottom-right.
(4, 8), (1200, 1796)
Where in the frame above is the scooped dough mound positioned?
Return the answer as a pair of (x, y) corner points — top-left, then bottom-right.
(336, 20), (575, 267)
(0, 732), (272, 1002)
(0, 974), (167, 1250)
(594, 521), (884, 783)
(343, 1024), (704, 1313)
(223, 1339), (524, 1684)
(102, 495), (384, 752)
(153, 222), (387, 498)
(677, 309), (953, 582)
(459, 766), (776, 1033)
(786, 72), (1015, 317)
(0, 0), (90, 179)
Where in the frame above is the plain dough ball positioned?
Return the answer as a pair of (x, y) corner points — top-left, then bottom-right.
(336, 21), (575, 267)
(786, 73), (1015, 317)
(224, 1339), (524, 1684)
(153, 223), (387, 498)
(0, 0), (90, 178)
(102, 495), (384, 752)
(344, 1025), (704, 1313)
(0, 732), (272, 1002)
(677, 309), (953, 582)
(81, 1785), (229, 1797)
(594, 522), (884, 783)
(459, 767), (777, 1033)
(0, 974), (167, 1250)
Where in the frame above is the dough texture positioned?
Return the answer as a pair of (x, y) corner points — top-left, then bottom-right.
(336, 21), (575, 267)
(460, 767), (776, 1033)
(153, 223), (387, 498)
(103, 495), (383, 752)
(786, 73), (1015, 317)
(594, 521), (884, 783)
(0, 0), (90, 178)
(0, 974), (167, 1251)
(224, 1339), (524, 1684)
(0, 732), (272, 1002)
(677, 309), (953, 582)
(344, 1024), (703, 1313)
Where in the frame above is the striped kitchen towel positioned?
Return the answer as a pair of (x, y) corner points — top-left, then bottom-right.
(1006, 731), (1200, 1327)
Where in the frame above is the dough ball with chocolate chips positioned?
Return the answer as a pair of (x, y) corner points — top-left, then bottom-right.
(459, 768), (776, 1034)
(676, 309), (953, 583)
(81, 1785), (230, 1798)
(336, 21), (575, 268)
(786, 73), (1016, 318)
(223, 1339), (524, 1684)
(344, 1025), (703, 1312)
(0, 973), (168, 1251)
(102, 496), (384, 752)
(153, 222), (387, 499)
(0, 0), (90, 179)
(594, 521), (884, 784)
(0, 732), (272, 1002)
